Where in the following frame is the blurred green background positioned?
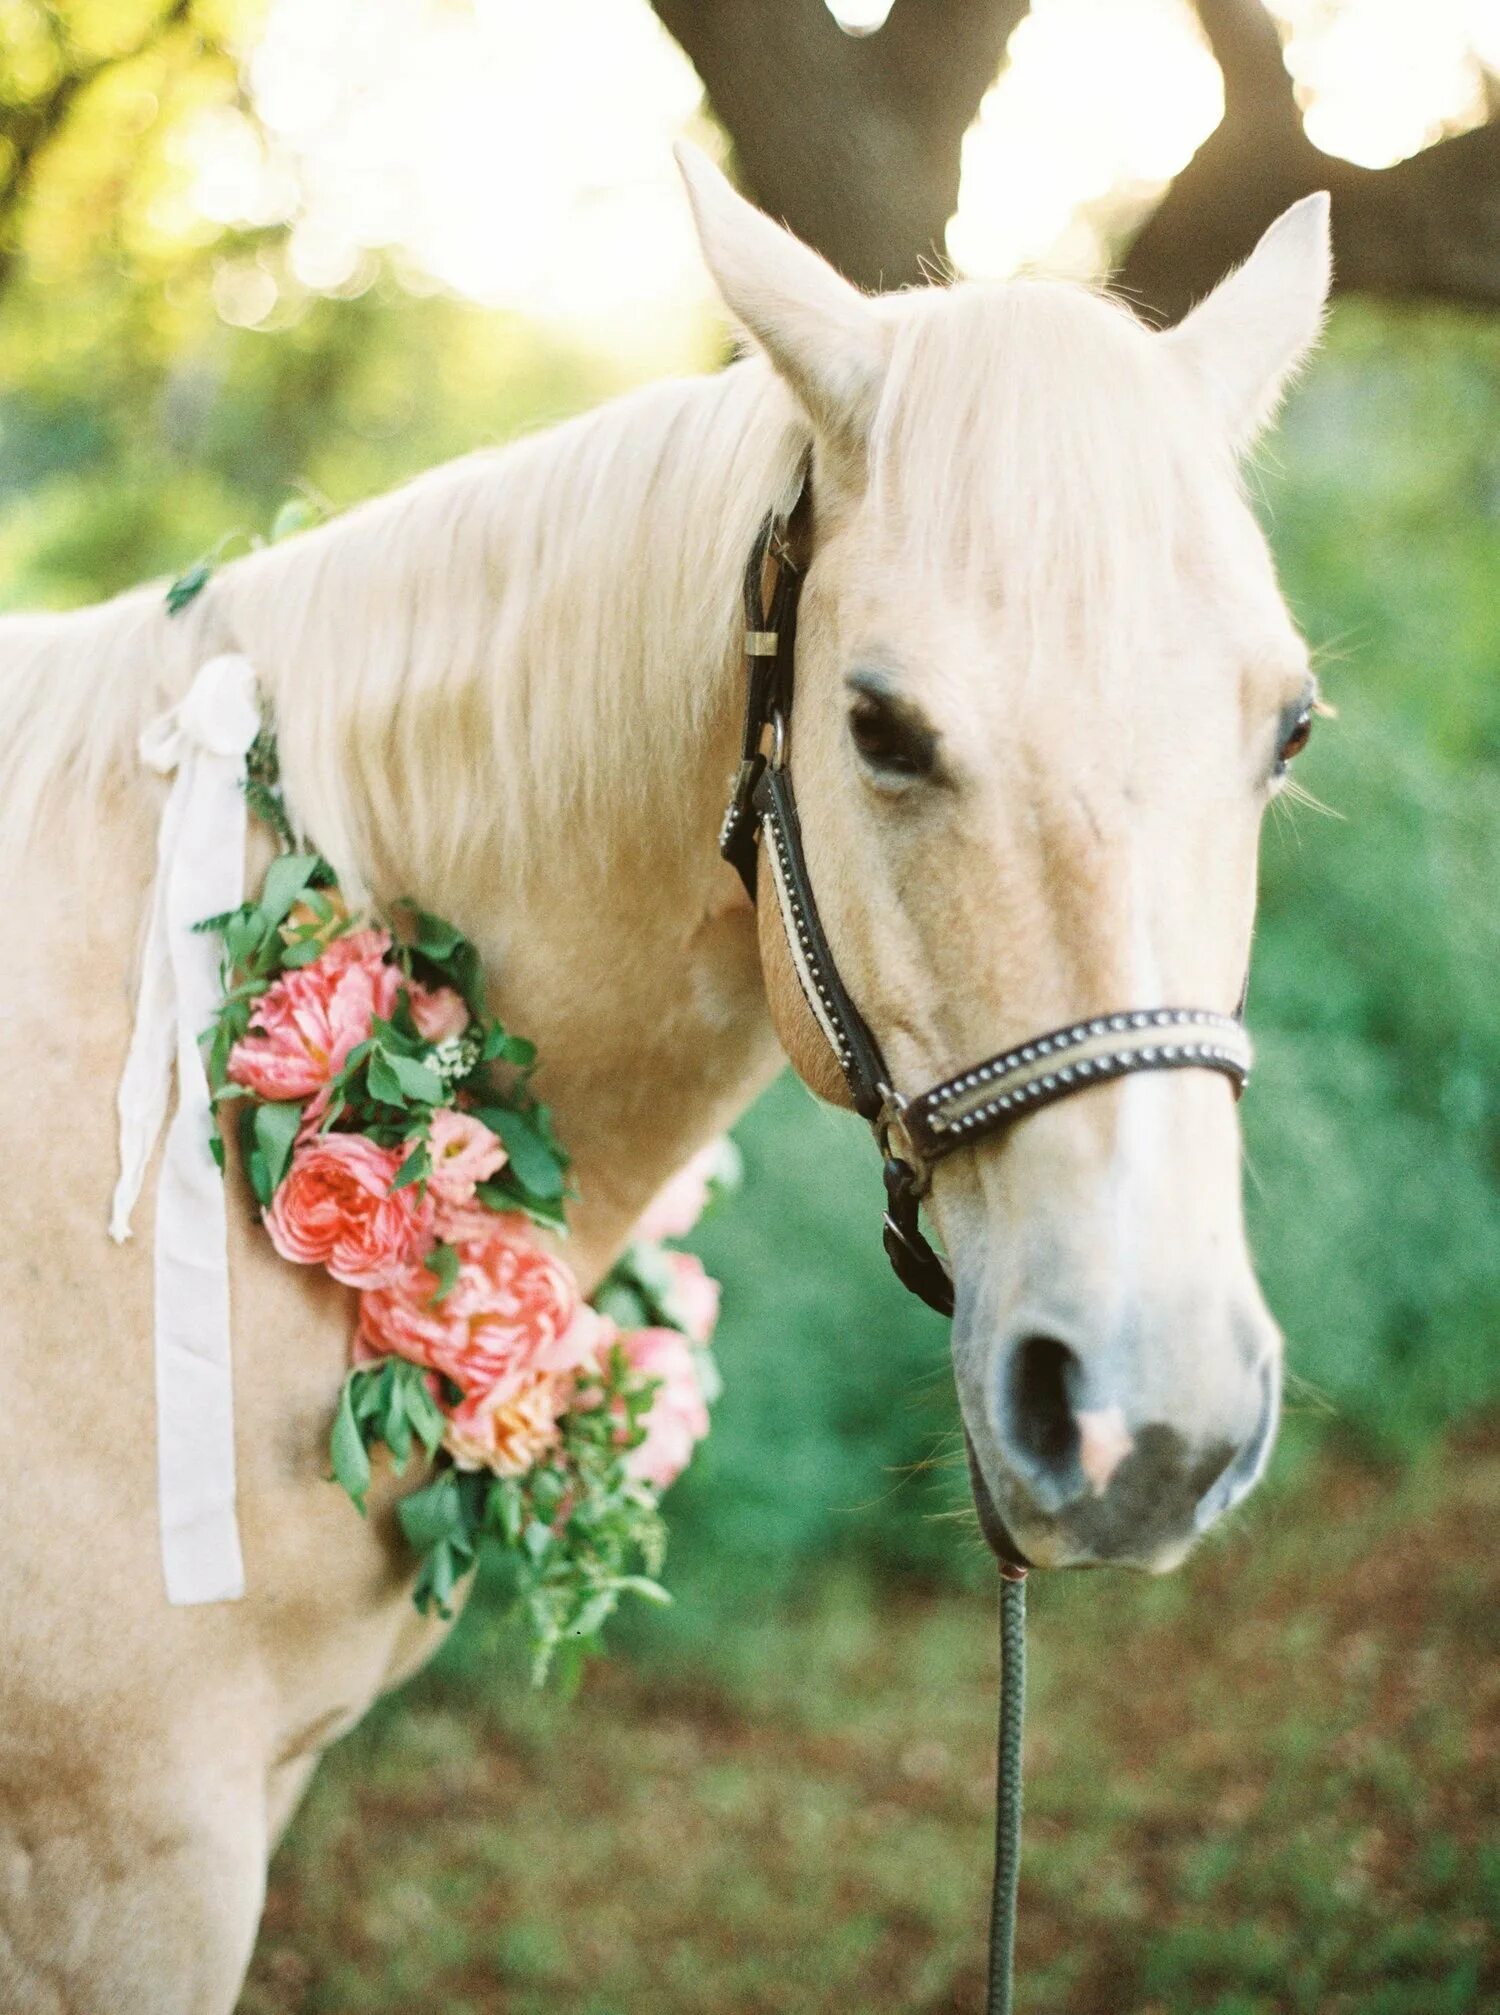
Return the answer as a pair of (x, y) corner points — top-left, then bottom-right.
(3, 4), (1498, 2010)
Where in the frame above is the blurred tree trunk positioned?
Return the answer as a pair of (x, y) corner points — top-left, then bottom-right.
(650, 0), (1029, 290)
(654, 0), (1500, 320)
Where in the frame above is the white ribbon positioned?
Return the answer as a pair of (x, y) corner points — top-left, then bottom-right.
(111, 654), (261, 1606)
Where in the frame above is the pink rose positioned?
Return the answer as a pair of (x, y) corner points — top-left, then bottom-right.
(619, 1327), (710, 1490)
(358, 1218), (608, 1392)
(428, 1198), (507, 1248)
(633, 1139), (737, 1243)
(228, 928), (400, 1101)
(265, 1132), (433, 1290)
(409, 983), (470, 1044)
(443, 1369), (570, 1477)
(659, 1250), (720, 1346)
(428, 1110), (506, 1221)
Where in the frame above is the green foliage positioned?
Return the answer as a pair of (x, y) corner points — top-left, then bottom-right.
(338, 1342), (671, 1688)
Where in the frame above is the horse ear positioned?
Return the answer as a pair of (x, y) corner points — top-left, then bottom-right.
(675, 142), (886, 451)
(1161, 193), (1332, 450)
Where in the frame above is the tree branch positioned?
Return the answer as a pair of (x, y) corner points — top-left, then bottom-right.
(651, 0), (1028, 289)
(0, 1), (195, 230)
(1193, 0), (1301, 135)
(0, 0), (200, 299)
(1118, 0), (1500, 320)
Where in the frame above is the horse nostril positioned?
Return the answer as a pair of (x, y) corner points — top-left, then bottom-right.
(1009, 1334), (1082, 1477)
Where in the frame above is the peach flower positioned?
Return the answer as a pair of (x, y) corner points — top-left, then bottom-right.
(279, 887), (349, 949)
(443, 1369), (571, 1477)
(427, 1110), (506, 1220)
(265, 1132), (433, 1290)
(409, 983), (470, 1044)
(358, 1217), (608, 1393)
(633, 1139), (738, 1243)
(229, 929), (400, 1101)
(659, 1249), (720, 1346)
(619, 1327), (710, 1490)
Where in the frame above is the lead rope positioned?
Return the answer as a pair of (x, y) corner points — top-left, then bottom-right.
(987, 1568), (1028, 2015)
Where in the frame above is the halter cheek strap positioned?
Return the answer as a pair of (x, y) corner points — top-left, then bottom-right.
(723, 482), (1253, 1318)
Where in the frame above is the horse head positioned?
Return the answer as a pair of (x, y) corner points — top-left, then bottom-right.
(681, 146), (1330, 1572)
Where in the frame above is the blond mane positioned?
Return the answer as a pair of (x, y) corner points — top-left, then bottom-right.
(0, 276), (1230, 907)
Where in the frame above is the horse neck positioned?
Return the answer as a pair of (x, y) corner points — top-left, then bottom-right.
(206, 362), (807, 1281)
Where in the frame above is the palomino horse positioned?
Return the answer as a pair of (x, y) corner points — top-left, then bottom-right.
(0, 147), (1330, 2010)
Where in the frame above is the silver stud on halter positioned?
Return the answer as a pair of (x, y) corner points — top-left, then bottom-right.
(911, 1011), (1252, 1149)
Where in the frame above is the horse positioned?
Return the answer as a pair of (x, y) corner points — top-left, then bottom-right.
(0, 144), (1330, 2011)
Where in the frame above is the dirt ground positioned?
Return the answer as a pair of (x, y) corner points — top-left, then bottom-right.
(243, 1427), (1498, 2015)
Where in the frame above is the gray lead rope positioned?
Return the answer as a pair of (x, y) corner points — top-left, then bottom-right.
(987, 1570), (1028, 2015)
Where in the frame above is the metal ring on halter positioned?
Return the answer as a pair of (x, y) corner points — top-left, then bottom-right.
(874, 1085), (932, 1197)
(768, 706), (788, 771)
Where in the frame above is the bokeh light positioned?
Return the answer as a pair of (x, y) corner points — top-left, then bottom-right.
(178, 0), (1500, 320)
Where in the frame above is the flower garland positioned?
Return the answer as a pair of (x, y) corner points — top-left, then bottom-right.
(198, 738), (732, 1683)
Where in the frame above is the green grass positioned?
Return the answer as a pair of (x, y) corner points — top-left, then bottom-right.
(243, 1426), (1498, 2014)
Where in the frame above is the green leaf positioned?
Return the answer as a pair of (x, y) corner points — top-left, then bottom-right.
(253, 1099), (304, 1197)
(392, 1140), (431, 1191)
(486, 1107), (566, 1199)
(387, 1053), (445, 1104)
(479, 1022), (535, 1068)
(165, 559), (212, 616)
(257, 853), (322, 930)
(240, 1102), (273, 1207)
(427, 1241), (460, 1304)
(475, 1176), (568, 1235)
(224, 909), (265, 968)
(487, 1477), (524, 1544)
(568, 1589), (618, 1641)
(413, 910), (466, 961)
(396, 1363), (446, 1457)
(593, 1279), (651, 1330)
(330, 1376), (373, 1514)
(614, 1574), (672, 1605)
(398, 1470), (468, 1553)
(366, 1049), (409, 1107)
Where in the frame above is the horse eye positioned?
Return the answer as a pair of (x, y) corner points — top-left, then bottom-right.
(1275, 702), (1315, 775)
(848, 692), (937, 780)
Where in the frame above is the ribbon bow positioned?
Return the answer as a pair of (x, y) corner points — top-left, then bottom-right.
(111, 653), (261, 1605)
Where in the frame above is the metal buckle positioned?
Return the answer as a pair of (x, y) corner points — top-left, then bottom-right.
(874, 1084), (931, 1196)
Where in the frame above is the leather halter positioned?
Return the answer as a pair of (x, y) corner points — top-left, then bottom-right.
(722, 479), (1253, 1318)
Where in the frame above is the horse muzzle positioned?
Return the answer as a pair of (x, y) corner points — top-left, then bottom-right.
(959, 1313), (1282, 1573)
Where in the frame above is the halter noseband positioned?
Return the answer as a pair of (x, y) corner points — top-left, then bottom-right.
(722, 477), (1253, 1318)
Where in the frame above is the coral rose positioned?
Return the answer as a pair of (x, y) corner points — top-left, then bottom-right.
(265, 1133), (433, 1290)
(228, 928), (400, 1101)
(358, 1218), (608, 1392)
(618, 1327), (710, 1490)
(658, 1249), (720, 1346)
(408, 983), (470, 1044)
(427, 1110), (506, 1222)
(443, 1370), (570, 1477)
